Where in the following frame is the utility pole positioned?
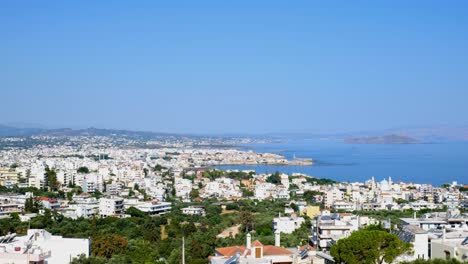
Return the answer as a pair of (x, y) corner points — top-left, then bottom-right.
(182, 237), (185, 264)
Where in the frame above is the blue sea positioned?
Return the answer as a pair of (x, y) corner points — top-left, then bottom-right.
(216, 139), (468, 186)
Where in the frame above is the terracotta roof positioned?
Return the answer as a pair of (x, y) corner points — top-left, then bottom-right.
(36, 197), (57, 202)
(263, 245), (292, 255)
(215, 241), (293, 257)
(215, 246), (245, 256)
(251, 240), (263, 247)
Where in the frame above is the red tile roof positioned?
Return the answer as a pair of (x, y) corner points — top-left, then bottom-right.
(215, 246), (245, 256)
(36, 197), (57, 202)
(251, 240), (263, 247)
(215, 240), (293, 257)
(263, 245), (292, 256)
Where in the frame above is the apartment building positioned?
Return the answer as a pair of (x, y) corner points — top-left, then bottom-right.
(272, 214), (305, 234)
(0, 229), (89, 264)
(99, 197), (124, 217)
(182, 206), (206, 216)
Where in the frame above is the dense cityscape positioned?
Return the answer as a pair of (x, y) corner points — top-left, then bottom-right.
(2, 1), (468, 263)
(0, 134), (466, 263)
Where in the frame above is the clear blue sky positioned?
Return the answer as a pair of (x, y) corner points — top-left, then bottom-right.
(1, 1), (467, 134)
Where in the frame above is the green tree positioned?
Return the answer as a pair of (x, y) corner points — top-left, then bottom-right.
(242, 188), (254, 197)
(77, 166), (90, 174)
(330, 228), (412, 264)
(25, 196), (41, 213)
(126, 207), (146, 218)
(167, 248), (184, 264)
(303, 190), (323, 204)
(92, 234), (128, 259)
(126, 239), (160, 263)
(266, 172), (281, 184)
(71, 254), (107, 264)
(153, 164), (165, 171)
(44, 166), (58, 191)
(141, 218), (161, 242)
(190, 189), (200, 199)
(290, 203), (299, 213)
(240, 210), (255, 232)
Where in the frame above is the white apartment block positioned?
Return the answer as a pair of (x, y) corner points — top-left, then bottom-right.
(202, 178), (242, 199)
(99, 197), (124, 217)
(182, 206), (206, 216)
(431, 236), (468, 261)
(0, 229), (89, 264)
(174, 178), (192, 198)
(280, 174), (289, 189)
(136, 200), (172, 216)
(65, 204), (97, 219)
(324, 188), (344, 208)
(255, 183), (276, 200)
(37, 197), (60, 210)
(332, 200), (355, 211)
(394, 225), (429, 261)
(312, 211), (373, 251)
(272, 215), (305, 234)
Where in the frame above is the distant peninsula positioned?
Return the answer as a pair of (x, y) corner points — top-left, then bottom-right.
(344, 134), (420, 144)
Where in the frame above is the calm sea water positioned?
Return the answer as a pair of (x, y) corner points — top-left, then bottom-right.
(216, 139), (468, 186)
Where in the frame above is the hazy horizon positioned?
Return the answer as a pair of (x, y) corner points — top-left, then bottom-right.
(3, 121), (468, 138)
(2, 1), (468, 134)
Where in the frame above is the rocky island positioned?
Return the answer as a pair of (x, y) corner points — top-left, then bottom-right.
(344, 134), (420, 144)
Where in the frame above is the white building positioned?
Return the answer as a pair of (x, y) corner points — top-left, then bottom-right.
(182, 206), (206, 216)
(400, 210), (468, 231)
(255, 183), (276, 200)
(274, 186), (290, 200)
(332, 200), (355, 211)
(272, 215), (305, 234)
(280, 174), (289, 189)
(0, 229), (89, 264)
(75, 173), (104, 193)
(324, 188), (344, 208)
(99, 197), (124, 217)
(312, 211), (374, 251)
(37, 197), (60, 210)
(431, 235), (468, 261)
(65, 204), (97, 219)
(394, 225), (429, 261)
(136, 200), (171, 216)
(202, 178), (242, 199)
(174, 178), (192, 198)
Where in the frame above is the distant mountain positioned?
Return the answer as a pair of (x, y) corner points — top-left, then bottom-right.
(270, 126), (468, 143)
(344, 134), (420, 144)
(2, 123), (468, 142)
(0, 124), (48, 137)
(0, 125), (177, 138)
(386, 126), (468, 142)
(42, 127), (177, 137)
